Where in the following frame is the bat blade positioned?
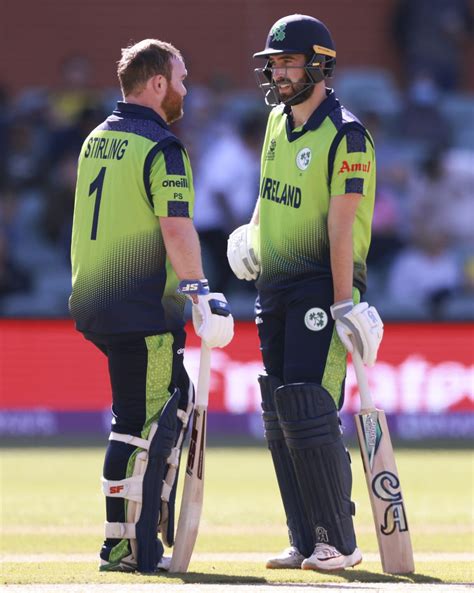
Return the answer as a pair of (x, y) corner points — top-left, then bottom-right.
(169, 344), (211, 573)
(355, 407), (415, 574)
(169, 404), (207, 572)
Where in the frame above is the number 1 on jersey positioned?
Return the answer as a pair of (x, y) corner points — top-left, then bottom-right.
(89, 167), (106, 240)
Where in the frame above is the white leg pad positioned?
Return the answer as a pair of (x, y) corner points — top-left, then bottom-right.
(102, 424), (158, 558)
(102, 387), (193, 557)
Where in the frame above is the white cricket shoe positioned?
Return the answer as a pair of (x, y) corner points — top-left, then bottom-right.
(301, 543), (362, 571)
(266, 546), (305, 569)
(157, 555), (171, 571)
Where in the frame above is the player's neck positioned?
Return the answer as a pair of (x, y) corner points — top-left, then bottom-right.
(125, 93), (167, 123)
(290, 84), (326, 128)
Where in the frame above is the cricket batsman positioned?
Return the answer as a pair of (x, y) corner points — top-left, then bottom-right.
(227, 14), (384, 571)
(69, 39), (233, 573)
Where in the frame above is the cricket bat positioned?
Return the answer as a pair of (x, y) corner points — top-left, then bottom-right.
(169, 343), (211, 573)
(352, 348), (415, 574)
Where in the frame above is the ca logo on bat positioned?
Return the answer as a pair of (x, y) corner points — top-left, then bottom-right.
(372, 471), (409, 535)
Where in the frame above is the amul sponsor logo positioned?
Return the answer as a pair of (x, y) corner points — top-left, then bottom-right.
(338, 160), (371, 174)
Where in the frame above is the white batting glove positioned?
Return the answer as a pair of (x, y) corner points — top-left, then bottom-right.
(330, 300), (384, 367)
(191, 293), (234, 349)
(178, 280), (234, 349)
(227, 223), (260, 281)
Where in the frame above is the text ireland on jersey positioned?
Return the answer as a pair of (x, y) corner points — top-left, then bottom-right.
(260, 176), (301, 208)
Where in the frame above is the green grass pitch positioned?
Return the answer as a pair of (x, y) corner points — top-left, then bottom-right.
(1, 445), (473, 585)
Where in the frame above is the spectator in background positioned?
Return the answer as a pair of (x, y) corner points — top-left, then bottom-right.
(41, 152), (78, 259)
(387, 229), (460, 318)
(385, 147), (474, 317)
(6, 118), (46, 190)
(50, 54), (99, 125)
(367, 183), (405, 267)
(193, 109), (265, 292)
(408, 149), (474, 249)
(362, 111), (407, 268)
(393, 0), (473, 91)
(0, 188), (32, 312)
(0, 231), (32, 311)
(396, 73), (452, 152)
(48, 105), (105, 165)
(0, 85), (9, 186)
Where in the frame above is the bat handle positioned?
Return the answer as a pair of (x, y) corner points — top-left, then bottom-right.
(195, 342), (211, 407)
(352, 347), (375, 411)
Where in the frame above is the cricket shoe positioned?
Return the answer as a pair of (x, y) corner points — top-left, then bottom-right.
(301, 543), (362, 571)
(266, 546), (305, 569)
(99, 552), (171, 573)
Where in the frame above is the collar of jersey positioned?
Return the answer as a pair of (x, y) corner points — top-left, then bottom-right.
(283, 88), (339, 142)
(113, 101), (169, 129)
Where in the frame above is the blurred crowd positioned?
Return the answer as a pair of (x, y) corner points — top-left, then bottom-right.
(1, 0), (473, 320)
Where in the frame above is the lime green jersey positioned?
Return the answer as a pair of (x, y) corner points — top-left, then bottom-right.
(70, 102), (194, 337)
(256, 89), (375, 292)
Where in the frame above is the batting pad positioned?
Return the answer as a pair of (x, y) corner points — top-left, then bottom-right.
(159, 380), (194, 547)
(259, 375), (314, 557)
(103, 389), (180, 572)
(275, 383), (357, 556)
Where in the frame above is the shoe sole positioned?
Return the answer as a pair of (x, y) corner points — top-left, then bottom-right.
(266, 561), (302, 569)
(302, 556), (362, 572)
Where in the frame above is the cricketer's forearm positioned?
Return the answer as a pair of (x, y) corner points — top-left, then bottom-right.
(250, 199), (260, 225)
(160, 216), (205, 280)
(328, 194), (361, 303)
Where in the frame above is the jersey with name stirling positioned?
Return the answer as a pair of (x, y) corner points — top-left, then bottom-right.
(70, 103), (194, 336)
(256, 90), (376, 292)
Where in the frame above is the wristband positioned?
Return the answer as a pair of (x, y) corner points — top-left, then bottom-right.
(177, 279), (210, 296)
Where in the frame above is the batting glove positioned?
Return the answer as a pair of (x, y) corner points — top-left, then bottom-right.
(330, 300), (384, 367)
(178, 279), (234, 349)
(227, 223), (260, 281)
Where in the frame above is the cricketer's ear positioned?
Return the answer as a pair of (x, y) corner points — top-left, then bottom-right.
(149, 73), (167, 96)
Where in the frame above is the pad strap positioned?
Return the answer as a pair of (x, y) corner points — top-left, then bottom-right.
(105, 522), (136, 539)
(109, 432), (150, 450)
(101, 474), (144, 503)
(161, 447), (180, 501)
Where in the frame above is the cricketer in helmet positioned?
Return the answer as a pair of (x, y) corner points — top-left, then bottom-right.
(227, 13), (383, 573)
(254, 13), (336, 107)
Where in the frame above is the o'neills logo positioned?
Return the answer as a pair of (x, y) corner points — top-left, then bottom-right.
(338, 160), (371, 174)
(162, 178), (189, 188)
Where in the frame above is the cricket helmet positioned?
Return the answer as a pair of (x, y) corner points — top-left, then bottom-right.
(253, 14), (336, 106)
